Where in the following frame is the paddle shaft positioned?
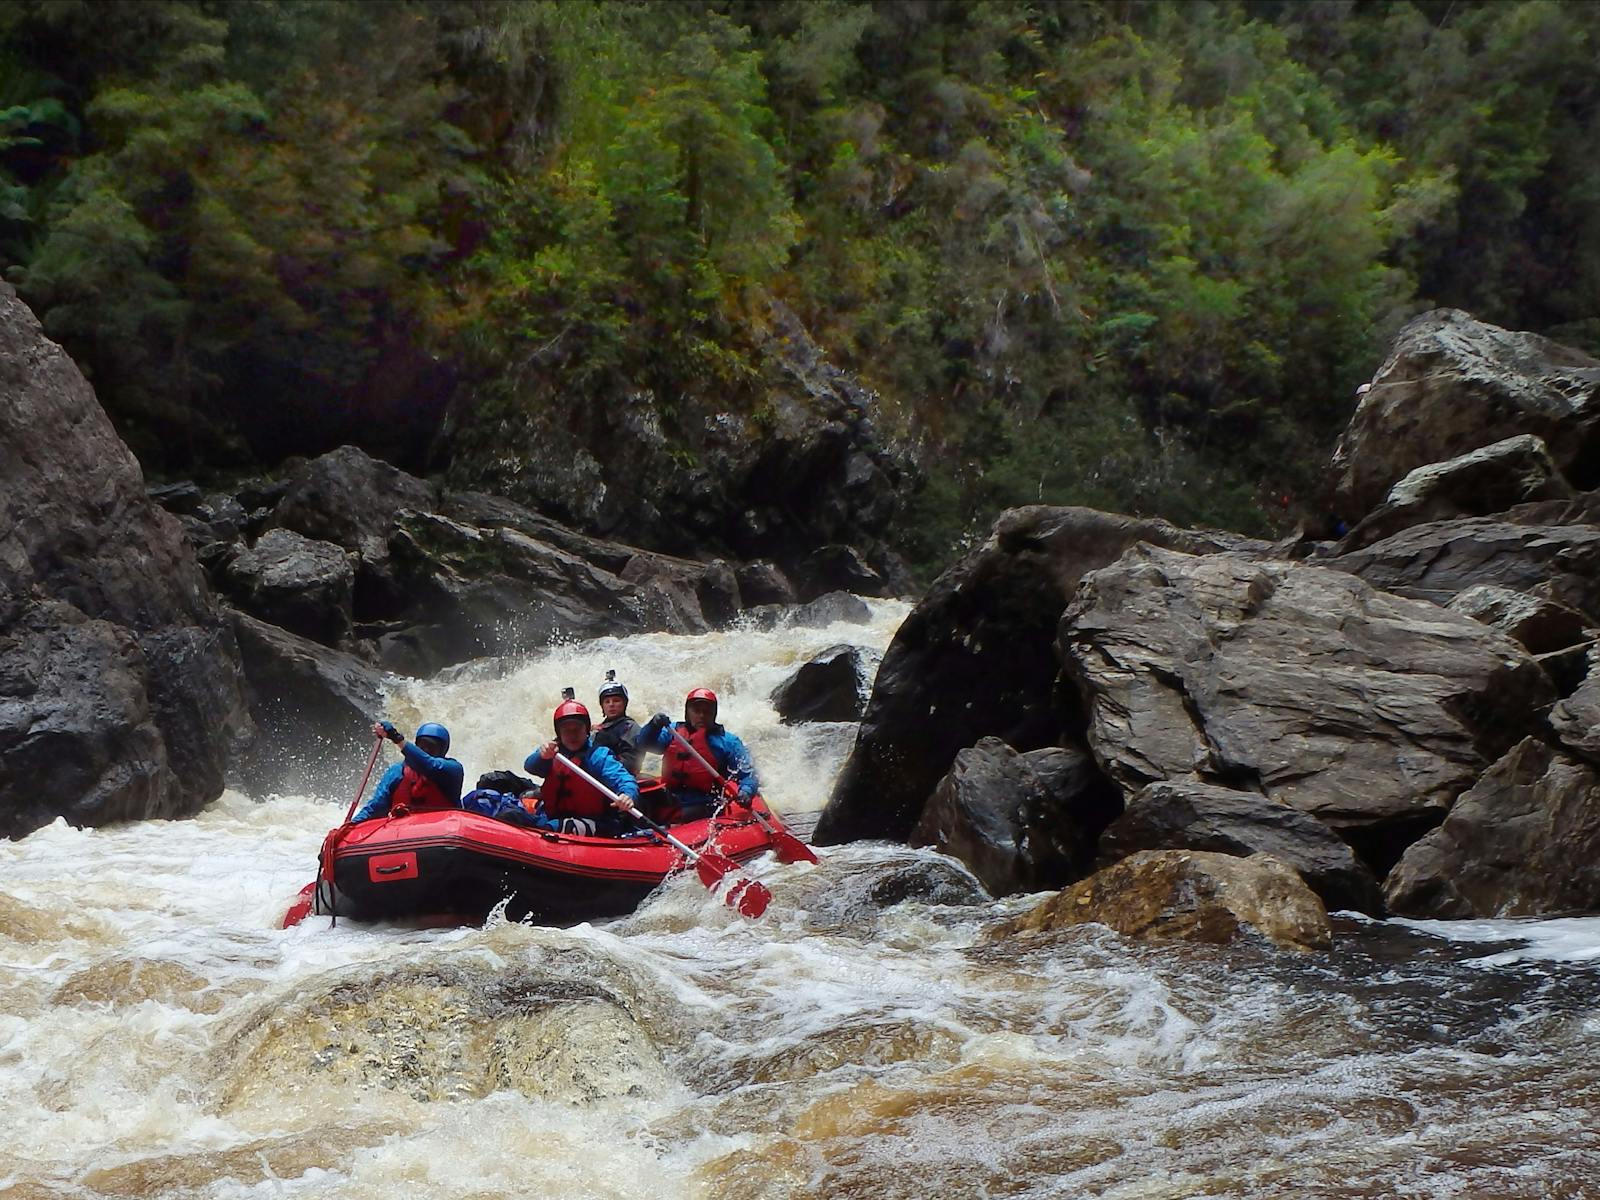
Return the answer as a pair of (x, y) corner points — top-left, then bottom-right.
(667, 726), (818, 863)
(344, 734), (386, 823)
(319, 732), (386, 927)
(545, 750), (706, 862)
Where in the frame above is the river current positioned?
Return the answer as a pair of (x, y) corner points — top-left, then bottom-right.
(3, 601), (1599, 1199)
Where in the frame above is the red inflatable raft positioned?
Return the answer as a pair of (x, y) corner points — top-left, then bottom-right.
(284, 797), (792, 926)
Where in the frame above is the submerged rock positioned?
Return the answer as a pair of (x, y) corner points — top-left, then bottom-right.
(214, 953), (672, 1110)
(995, 849), (1333, 952)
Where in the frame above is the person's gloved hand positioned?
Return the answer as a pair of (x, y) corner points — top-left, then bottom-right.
(376, 720), (402, 744)
(644, 712), (671, 736)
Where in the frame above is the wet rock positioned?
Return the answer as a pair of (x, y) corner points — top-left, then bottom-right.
(269, 444), (437, 582)
(488, 998), (671, 1102)
(228, 611), (388, 797)
(995, 849), (1333, 952)
(770, 644), (877, 724)
(1326, 519), (1600, 620)
(1337, 434), (1575, 551)
(910, 737), (1119, 896)
(1384, 737), (1600, 918)
(735, 560), (797, 607)
(783, 849), (989, 934)
(215, 954), (671, 1110)
(1331, 309), (1600, 520)
(1060, 545), (1553, 873)
(1098, 780), (1384, 915)
(816, 506), (1262, 846)
(790, 590), (872, 629)
(221, 529), (355, 647)
(386, 513), (691, 663)
(0, 284), (249, 839)
(797, 543), (889, 600)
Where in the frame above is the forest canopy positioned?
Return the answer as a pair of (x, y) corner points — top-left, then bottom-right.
(3, 0), (1596, 565)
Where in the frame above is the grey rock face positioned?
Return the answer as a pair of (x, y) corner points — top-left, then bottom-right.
(0, 285), (249, 839)
(228, 611), (389, 798)
(1060, 545), (1553, 868)
(1098, 780), (1384, 915)
(221, 529), (355, 647)
(1384, 738), (1600, 918)
(814, 507), (1263, 846)
(1331, 309), (1600, 519)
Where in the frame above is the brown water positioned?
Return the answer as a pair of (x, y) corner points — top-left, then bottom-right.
(4, 605), (1598, 1199)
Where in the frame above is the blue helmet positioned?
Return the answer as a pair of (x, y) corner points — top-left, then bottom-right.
(415, 722), (450, 752)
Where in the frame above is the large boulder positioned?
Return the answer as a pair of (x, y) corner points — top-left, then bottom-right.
(228, 611), (389, 798)
(1384, 738), (1600, 918)
(1331, 309), (1600, 520)
(909, 737), (1119, 896)
(1550, 651), (1600, 764)
(1338, 434), (1575, 551)
(1326, 519), (1600, 621)
(770, 645), (878, 724)
(0, 284), (249, 839)
(1097, 780), (1384, 915)
(1059, 545), (1554, 873)
(220, 528), (355, 647)
(993, 850), (1333, 952)
(269, 444), (437, 619)
(814, 507), (1262, 846)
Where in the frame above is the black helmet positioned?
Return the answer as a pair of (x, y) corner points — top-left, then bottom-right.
(598, 669), (629, 704)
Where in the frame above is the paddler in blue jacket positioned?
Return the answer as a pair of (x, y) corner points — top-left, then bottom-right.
(525, 698), (640, 836)
(352, 721), (464, 822)
(638, 687), (759, 822)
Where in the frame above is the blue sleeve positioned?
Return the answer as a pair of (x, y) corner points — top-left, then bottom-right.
(711, 731), (759, 799)
(351, 763), (404, 823)
(401, 742), (464, 802)
(526, 750), (550, 777)
(636, 723), (673, 754)
(589, 746), (640, 801)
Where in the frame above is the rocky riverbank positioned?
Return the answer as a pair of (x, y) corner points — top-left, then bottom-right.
(819, 308), (1600, 934)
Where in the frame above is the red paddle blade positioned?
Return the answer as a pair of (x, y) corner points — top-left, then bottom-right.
(693, 850), (772, 918)
(724, 876), (772, 919)
(695, 850), (739, 888)
(282, 881), (316, 928)
(772, 829), (820, 865)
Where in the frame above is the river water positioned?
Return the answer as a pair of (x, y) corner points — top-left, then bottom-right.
(4, 601), (1599, 1199)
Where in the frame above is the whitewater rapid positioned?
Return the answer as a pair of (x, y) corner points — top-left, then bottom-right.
(4, 600), (1599, 1199)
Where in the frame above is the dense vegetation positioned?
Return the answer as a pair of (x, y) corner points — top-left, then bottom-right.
(3, 0), (1597, 566)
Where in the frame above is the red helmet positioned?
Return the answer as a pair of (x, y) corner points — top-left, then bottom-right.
(553, 699), (591, 732)
(684, 687), (718, 722)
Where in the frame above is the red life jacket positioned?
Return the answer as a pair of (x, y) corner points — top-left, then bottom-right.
(540, 752), (611, 819)
(661, 724), (720, 793)
(392, 764), (453, 813)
